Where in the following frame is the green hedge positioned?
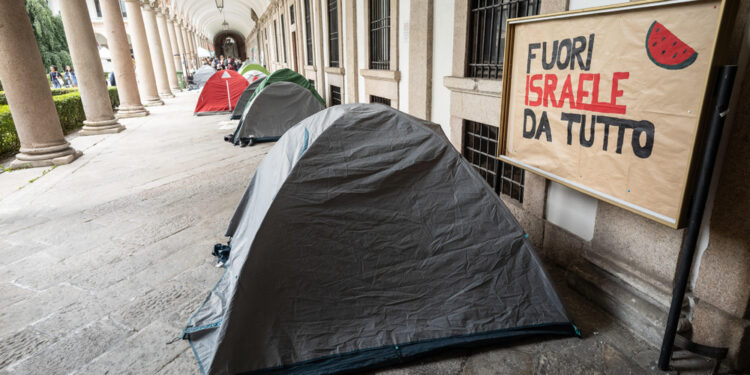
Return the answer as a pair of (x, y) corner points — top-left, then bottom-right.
(0, 87), (120, 158)
(0, 106), (17, 158)
(0, 87), (79, 105)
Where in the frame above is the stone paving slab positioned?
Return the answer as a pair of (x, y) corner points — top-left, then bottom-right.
(71, 321), (188, 374)
(8, 319), (127, 375)
(0, 91), (722, 374)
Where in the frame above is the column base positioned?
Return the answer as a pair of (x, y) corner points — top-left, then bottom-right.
(9, 143), (82, 169)
(170, 85), (182, 92)
(79, 118), (126, 136)
(159, 91), (175, 99)
(142, 97), (165, 106)
(115, 105), (149, 118)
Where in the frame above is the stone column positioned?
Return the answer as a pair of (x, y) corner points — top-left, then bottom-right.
(123, 0), (162, 106)
(60, 0), (125, 136)
(0, 0), (81, 169)
(155, 8), (180, 92)
(190, 29), (199, 66)
(166, 16), (183, 82)
(100, 0), (148, 118)
(187, 27), (197, 69)
(407, 0), (433, 120)
(141, 3), (173, 98)
(171, 18), (187, 74)
(179, 23), (193, 72)
(343, 0), (359, 103)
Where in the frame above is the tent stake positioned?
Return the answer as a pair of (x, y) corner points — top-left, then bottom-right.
(657, 65), (737, 372)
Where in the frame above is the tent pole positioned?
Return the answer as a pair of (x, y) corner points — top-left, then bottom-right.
(657, 65), (736, 372)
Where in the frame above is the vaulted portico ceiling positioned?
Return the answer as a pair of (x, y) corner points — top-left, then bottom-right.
(169, 0), (270, 39)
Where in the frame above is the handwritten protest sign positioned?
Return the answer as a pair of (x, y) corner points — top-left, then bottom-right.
(499, 0), (728, 227)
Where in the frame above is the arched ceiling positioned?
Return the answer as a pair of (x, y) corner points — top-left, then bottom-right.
(168, 0), (270, 40)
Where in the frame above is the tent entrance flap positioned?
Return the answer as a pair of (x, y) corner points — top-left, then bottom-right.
(194, 70), (248, 115)
(228, 81), (325, 146)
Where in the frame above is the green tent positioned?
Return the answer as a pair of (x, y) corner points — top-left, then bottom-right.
(241, 68), (325, 109)
(238, 63), (270, 76)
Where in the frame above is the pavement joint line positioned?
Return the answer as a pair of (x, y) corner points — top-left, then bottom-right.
(10, 279), (45, 293)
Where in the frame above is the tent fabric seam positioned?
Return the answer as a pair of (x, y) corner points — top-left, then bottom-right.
(237, 322), (578, 374)
(189, 336), (208, 375)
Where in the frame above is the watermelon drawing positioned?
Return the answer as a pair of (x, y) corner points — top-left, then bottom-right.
(646, 21), (698, 70)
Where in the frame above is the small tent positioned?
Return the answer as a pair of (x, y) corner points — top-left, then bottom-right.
(184, 104), (579, 374)
(238, 68), (325, 113)
(193, 65), (217, 88)
(239, 63), (270, 76)
(229, 77), (265, 120)
(227, 81), (325, 145)
(194, 70), (249, 115)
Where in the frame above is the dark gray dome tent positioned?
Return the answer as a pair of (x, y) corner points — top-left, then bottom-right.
(184, 104), (579, 375)
(229, 75), (265, 120)
(227, 81), (325, 146)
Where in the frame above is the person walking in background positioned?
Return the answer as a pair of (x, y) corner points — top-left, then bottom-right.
(64, 66), (77, 87)
(108, 71), (116, 87)
(49, 65), (63, 88)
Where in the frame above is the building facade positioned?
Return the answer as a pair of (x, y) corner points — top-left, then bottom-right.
(245, 0), (750, 369)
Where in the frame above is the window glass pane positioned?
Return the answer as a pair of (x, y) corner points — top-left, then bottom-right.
(328, 0), (339, 67)
(305, 0), (313, 65)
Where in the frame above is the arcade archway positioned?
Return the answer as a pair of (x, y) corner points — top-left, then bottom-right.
(213, 31), (246, 60)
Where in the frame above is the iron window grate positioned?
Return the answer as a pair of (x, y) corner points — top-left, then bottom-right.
(330, 85), (342, 106)
(281, 15), (288, 63)
(370, 95), (391, 106)
(328, 0), (340, 67)
(466, 0), (540, 80)
(498, 159), (525, 203)
(274, 20), (280, 62)
(94, 0), (102, 17)
(304, 0), (314, 65)
(463, 120), (524, 202)
(369, 0), (390, 70)
(309, 79), (315, 89)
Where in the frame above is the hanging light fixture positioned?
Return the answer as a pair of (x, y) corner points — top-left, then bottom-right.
(215, 0), (224, 10)
(222, 20), (229, 31)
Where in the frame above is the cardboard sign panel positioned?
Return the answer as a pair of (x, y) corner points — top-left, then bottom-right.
(500, 0), (726, 228)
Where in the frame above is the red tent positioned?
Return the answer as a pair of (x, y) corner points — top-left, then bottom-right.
(194, 70), (249, 115)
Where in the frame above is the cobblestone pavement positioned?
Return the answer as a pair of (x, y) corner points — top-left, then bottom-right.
(0, 92), (721, 374)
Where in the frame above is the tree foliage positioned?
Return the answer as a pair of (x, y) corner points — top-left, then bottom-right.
(25, 0), (72, 73)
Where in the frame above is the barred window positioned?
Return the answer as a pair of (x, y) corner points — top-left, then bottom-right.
(328, 0), (340, 67)
(290, 5), (295, 24)
(498, 159), (525, 203)
(369, 0), (390, 70)
(466, 0), (540, 79)
(274, 20), (279, 62)
(309, 79), (315, 88)
(304, 0), (314, 65)
(94, 0), (102, 17)
(281, 15), (288, 63)
(370, 95), (391, 106)
(463, 120), (524, 202)
(330, 85), (342, 106)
